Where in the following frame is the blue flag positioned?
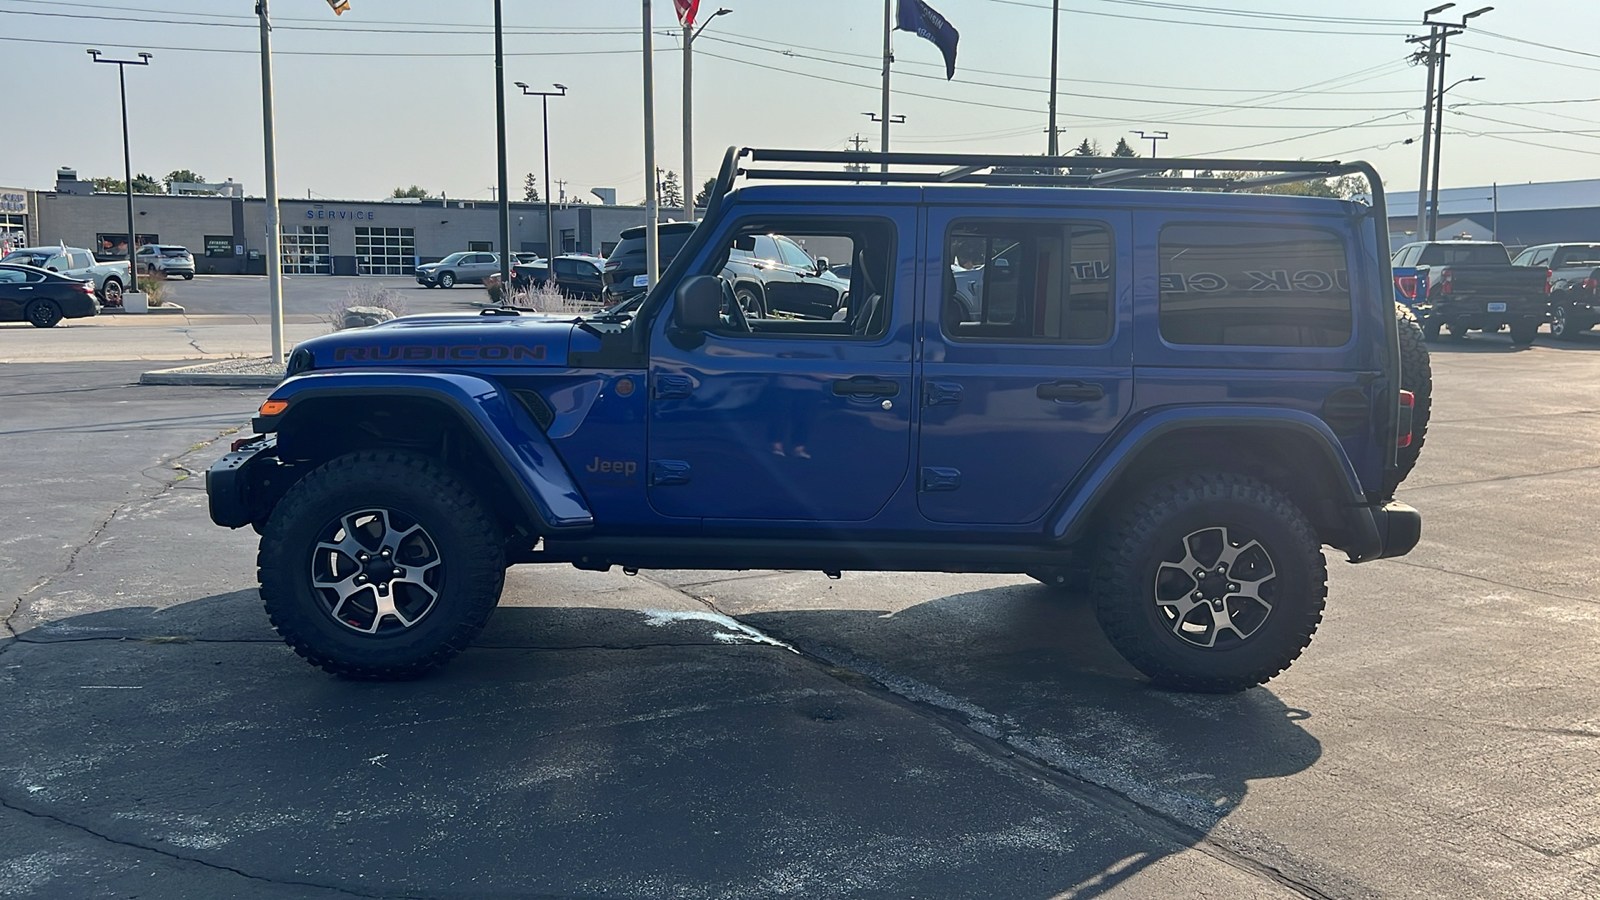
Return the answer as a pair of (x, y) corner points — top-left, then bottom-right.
(896, 0), (959, 80)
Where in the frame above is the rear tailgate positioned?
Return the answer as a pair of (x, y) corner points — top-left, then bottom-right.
(1432, 264), (1547, 315)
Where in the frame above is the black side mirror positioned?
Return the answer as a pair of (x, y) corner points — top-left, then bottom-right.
(674, 275), (724, 332)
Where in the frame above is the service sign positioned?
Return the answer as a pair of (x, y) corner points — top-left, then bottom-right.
(0, 189), (27, 215)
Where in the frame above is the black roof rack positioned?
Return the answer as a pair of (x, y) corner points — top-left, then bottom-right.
(729, 147), (1374, 193)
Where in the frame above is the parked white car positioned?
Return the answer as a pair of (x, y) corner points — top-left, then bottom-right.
(135, 244), (195, 280)
(0, 245), (132, 305)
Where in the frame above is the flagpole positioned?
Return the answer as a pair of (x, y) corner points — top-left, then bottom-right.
(880, 0), (892, 179)
(1047, 0), (1060, 156)
(643, 0), (659, 288)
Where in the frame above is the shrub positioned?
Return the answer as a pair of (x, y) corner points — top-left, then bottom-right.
(485, 273), (506, 305)
(137, 274), (168, 307)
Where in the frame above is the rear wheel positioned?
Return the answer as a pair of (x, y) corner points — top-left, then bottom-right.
(1509, 319), (1540, 347)
(1550, 305), (1584, 341)
(25, 300), (62, 328)
(258, 451), (506, 679)
(1092, 473), (1327, 693)
(101, 278), (123, 307)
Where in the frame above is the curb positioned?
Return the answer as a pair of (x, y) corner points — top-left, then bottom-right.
(103, 303), (187, 316)
(139, 360), (283, 387)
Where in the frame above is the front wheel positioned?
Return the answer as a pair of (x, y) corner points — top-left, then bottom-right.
(734, 285), (766, 319)
(438, 272), (456, 289)
(258, 451), (506, 679)
(1092, 473), (1327, 693)
(1550, 305), (1583, 341)
(182, 273), (194, 280)
(25, 300), (63, 328)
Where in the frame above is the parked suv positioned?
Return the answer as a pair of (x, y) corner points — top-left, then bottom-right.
(208, 148), (1424, 693)
(416, 251), (499, 288)
(135, 244), (196, 279)
(601, 222), (698, 304)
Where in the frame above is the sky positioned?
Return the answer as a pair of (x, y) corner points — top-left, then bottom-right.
(4, 0), (1598, 204)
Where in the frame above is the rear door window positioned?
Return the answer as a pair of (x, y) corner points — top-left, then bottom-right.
(1159, 223), (1352, 348)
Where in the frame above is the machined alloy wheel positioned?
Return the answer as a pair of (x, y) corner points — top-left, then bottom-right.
(311, 508), (444, 635)
(25, 300), (63, 328)
(439, 272), (456, 289)
(1153, 526), (1276, 649)
(259, 450), (506, 679)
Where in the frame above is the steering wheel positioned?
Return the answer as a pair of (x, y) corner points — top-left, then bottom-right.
(719, 278), (752, 333)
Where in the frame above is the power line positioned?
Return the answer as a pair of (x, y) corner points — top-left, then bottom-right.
(0, 33), (645, 57)
(977, 0), (1409, 37)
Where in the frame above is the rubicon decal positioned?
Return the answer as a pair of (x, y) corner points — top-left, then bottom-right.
(331, 344), (549, 363)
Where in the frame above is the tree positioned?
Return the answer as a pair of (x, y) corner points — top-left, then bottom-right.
(93, 174), (162, 194)
(1111, 137), (1139, 158)
(522, 173), (540, 202)
(1221, 173), (1367, 200)
(165, 169), (205, 186)
(1070, 138), (1100, 157)
(390, 185), (430, 199)
(658, 169), (683, 209)
(693, 177), (716, 209)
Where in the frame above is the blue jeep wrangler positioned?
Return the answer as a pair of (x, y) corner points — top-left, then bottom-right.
(209, 149), (1425, 693)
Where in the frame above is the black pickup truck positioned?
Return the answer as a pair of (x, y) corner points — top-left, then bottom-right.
(1512, 242), (1600, 340)
(1393, 240), (1548, 344)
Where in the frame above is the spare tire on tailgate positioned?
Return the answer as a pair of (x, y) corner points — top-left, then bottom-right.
(1387, 302), (1433, 498)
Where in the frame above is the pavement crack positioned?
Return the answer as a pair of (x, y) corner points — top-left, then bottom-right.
(1385, 558), (1598, 605)
(0, 794), (428, 899)
(1399, 462), (1600, 492)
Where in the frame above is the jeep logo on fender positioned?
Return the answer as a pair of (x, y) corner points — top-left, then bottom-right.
(331, 344), (548, 363)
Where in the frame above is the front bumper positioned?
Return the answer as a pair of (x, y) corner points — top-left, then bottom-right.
(206, 436), (278, 528)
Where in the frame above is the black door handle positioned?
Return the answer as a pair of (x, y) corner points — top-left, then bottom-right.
(833, 377), (900, 397)
(1037, 380), (1104, 402)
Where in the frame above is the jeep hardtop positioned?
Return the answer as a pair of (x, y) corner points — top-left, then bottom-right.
(209, 148), (1425, 692)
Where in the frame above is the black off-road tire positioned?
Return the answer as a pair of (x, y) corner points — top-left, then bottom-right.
(258, 450), (506, 679)
(1509, 318), (1540, 347)
(1386, 302), (1433, 498)
(1091, 473), (1327, 693)
(25, 300), (62, 328)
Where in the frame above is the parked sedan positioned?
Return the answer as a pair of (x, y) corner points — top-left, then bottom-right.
(415, 251), (500, 288)
(0, 263), (100, 327)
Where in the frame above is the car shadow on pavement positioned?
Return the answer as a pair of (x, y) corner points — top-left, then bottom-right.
(1425, 332), (1600, 352)
(0, 586), (1322, 899)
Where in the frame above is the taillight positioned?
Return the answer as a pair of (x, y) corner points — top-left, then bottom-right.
(1397, 390), (1415, 449)
(1547, 268), (1555, 295)
(78, 281), (95, 294)
(1437, 268), (1453, 296)
(1396, 274), (1418, 300)
(1583, 277), (1598, 292)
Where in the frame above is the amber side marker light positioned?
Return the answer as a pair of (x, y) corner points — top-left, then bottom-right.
(259, 400), (289, 417)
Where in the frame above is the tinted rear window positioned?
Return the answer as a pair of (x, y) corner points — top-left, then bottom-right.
(607, 231), (693, 264)
(1553, 246), (1600, 267)
(1159, 223), (1352, 348)
(1417, 244), (1509, 266)
(161, 247), (189, 257)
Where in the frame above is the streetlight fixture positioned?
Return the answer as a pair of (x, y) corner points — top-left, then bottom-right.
(1134, 129), (1169, 158)
(1430, 74), (1484, 238)
(682, 7), (731, 222)
(87, 48), (151, 302)
(514, 82), (567, 265)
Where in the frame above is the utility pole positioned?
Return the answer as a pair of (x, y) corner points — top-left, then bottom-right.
(1407, 7), (1446, 239)
(255, 1), (284, 363)
(1135, 130), (1169, 158)
(86, 49), (151, 304)
(1410, 4), (1491, 241)
(514, 81), (566, 261)
(845, 134), (870, 179)
(680, 7), (731, 222)
(879, 0), (893, 176)
(493, 0), (511, 289)
(643, 0), (659, 288)
(1047, 0), (1061, 156)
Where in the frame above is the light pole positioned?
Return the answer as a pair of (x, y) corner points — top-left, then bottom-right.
(682, 7), (731, 222)
(514, 82), (566, 264)
(1134, 129), (1169, 158)
(1430, 74), (1484, 239)
(494, 0), (512, 288)
(87, 49), (151, 302)
(1047, 0), (1061, 156)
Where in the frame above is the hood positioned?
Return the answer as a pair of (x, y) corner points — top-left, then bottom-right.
(293, 313), (577, 370)
(415, 262), (439, 270)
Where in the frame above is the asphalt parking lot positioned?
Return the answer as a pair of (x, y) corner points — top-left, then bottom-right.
(3, 332), (1599, 898)
(150, 274), (486, 317)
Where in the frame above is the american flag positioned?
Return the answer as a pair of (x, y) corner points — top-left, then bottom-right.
(673, 0), (700, 27)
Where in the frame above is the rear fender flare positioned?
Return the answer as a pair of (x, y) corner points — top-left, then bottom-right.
(1050, 406), (1369, 545)
(257, 371), (593, 534)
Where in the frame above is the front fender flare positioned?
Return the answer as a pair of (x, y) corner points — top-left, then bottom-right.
(1049, 406), (1371, 548)
(256, 371), (593, 534)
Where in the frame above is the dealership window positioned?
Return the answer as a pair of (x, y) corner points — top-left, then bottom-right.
(467, 240), (493, 253)
(96, 233), (159, 261)
(355, 226), (416, 275)
(943, 220), (1113, 344)
(1159, 223), (1352, 347)
(281, 225), (330, 275)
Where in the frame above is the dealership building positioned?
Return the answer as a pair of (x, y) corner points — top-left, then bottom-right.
(15, 170), (654, 275)
(1385, 178), (1600, 252)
